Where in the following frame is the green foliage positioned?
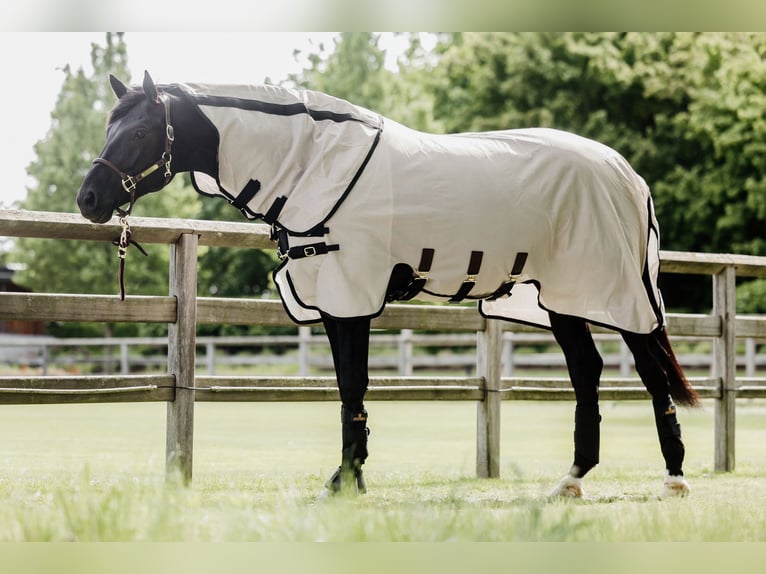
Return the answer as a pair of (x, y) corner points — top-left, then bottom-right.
(195, 194), (277, 300)
(292, 32), (441, 132)
(736, 279), (766, 314)
(293, 32), (389, 110)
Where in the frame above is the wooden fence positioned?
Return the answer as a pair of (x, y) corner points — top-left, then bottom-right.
(2, 209), (766, 483)
(5, 331), (765, 377)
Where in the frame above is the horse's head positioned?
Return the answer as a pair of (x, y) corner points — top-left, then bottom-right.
(77, 71), (175, 223)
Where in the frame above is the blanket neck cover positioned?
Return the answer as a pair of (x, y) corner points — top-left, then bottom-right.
(180, 82), (664, 334)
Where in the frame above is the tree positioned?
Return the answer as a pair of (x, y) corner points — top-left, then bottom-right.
(292, 32), (441, 132)
(291, 32), (389, 110)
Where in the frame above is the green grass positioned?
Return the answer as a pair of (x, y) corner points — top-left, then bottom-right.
(0, 399), (765, 541)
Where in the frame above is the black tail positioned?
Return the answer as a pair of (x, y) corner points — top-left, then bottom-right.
(655, 328), (700, 407)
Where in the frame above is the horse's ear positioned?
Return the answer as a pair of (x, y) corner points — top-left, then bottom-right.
(109, 74), (128, 99)
(143, 70), (158, 103)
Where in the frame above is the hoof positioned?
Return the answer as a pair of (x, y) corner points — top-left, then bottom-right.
(549, 474), (584, 499)
(661, 474), (690, 498)
(321, 466), (367, 498)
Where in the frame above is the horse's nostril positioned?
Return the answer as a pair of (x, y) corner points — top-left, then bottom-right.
(77, 188), (97, 213)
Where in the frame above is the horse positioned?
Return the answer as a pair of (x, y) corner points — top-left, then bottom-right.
(77, 71), (699, 499)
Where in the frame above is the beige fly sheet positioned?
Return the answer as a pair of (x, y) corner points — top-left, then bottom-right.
(184, 82), (664, 334)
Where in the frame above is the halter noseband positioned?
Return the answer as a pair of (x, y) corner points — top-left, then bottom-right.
(93, 92), (175, 216)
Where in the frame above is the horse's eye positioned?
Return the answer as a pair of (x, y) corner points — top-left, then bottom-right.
(135, 128), (146, 139)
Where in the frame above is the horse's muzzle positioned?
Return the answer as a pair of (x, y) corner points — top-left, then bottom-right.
(76, 187), (113, 224)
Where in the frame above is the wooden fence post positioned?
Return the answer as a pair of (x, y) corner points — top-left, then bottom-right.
(398, 329), (414, 376)
(298, 326), (311, 376)
(120, 342), (129, 375)
(166, 233), (198, 484)
(713, 264), (736, 472)
(476, 318), (503, 478)
(205, 341), (215, 375)
(745, 338), (756, 377)
(502, 333), (514, 377)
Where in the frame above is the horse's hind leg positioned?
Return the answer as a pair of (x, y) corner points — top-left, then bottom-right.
(321, 313), (371, 495)
(621, 329), (690, 497)
(548, 312), (604, 498)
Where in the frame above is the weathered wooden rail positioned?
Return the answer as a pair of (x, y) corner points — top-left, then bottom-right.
(1, 209), (766, 483)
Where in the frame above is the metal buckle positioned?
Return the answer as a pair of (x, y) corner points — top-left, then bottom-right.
(303, 246), (317, 257)
(122, 176), (138, 194)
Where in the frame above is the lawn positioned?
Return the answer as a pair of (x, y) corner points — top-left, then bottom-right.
(0, 399), (764, 542)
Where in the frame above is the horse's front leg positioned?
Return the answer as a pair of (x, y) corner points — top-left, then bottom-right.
(321, 313), (371, 495)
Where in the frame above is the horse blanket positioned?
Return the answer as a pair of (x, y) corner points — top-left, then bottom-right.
(182, 82), (664, 334)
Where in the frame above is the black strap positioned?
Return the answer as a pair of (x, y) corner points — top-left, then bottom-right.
(272, 225), (339, 261)
(510, 252), (528, 276)
(487, 252), (529, 300)
(417, 248), (435, 274)
(397, 248), (435, 301)
(231, 179), (261, 210)
(262, 195), (287, 224)
(305, 223), (330, 237)
(286, 242), (340, 260)
(449, 251), (484, 303)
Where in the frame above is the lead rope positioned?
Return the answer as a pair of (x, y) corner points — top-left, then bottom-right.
(114, 210), (148, 301)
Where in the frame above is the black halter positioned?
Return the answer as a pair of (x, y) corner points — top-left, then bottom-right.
(93, 92), (173, 300)
(93, 92), (175, 216)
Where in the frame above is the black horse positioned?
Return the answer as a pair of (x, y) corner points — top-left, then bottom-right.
(77, 72), (699, 498)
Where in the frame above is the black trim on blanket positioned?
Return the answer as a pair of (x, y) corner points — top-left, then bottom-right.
(272, 265), (321, 324)
(191, 173), (245, 214)
(478, 279), (546, 329)
(290, 121), (383, 236)
(478, 274), (664, 336)
(641, 196), (665, 329)
(177, 83), (384, 233)
(273, 265), (389, 326)
(191, 114), (384, 235)
(190, 93), (379, 129)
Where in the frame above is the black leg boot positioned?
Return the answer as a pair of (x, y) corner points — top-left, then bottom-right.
(652, 396), (690, 497)
(572, 403), (601, 478)
(325, 406), (370, 494)
(653, 396), (685, 476)
(550, 403), (600, 498)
